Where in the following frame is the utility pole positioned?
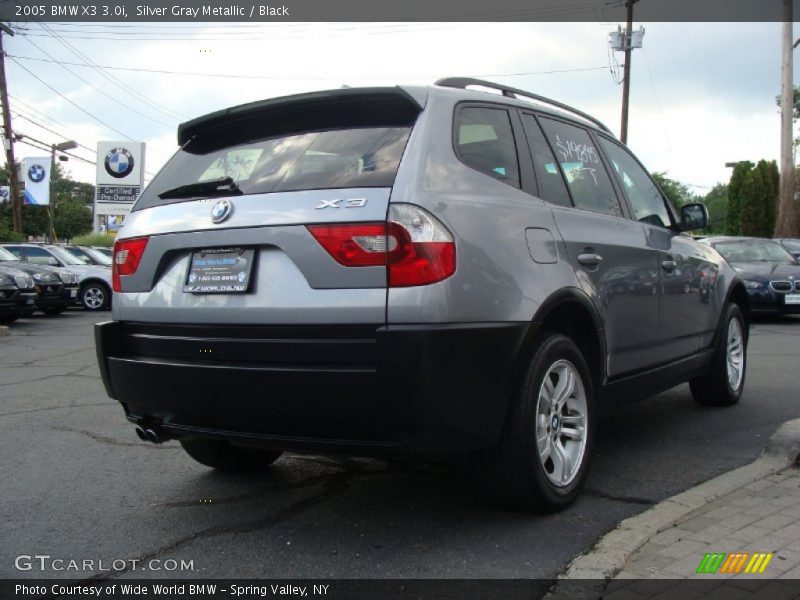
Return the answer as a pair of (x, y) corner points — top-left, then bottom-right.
(776, 0), (798, 237)
(610, 1), (642, 144)
(0, 24), (21, 233)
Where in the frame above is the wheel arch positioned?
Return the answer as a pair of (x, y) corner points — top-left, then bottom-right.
(518, 287), (607, 392)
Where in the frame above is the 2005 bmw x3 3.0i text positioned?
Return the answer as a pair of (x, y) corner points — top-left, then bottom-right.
(95, 79), (749, 512)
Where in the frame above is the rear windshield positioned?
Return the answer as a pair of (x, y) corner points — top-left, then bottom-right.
(135, 127), (412, 211)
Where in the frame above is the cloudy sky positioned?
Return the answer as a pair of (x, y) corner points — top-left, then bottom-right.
(4, 20), (797, 197)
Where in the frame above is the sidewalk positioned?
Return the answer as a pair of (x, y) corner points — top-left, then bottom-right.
(550, 419), (800, 598)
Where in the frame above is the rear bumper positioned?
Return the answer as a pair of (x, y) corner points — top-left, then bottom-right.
(95, 320), (530, 454)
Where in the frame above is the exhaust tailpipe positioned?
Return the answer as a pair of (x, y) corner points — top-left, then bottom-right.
(134, 424), (170, 444)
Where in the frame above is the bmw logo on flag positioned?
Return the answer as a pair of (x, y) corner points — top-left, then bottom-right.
(28, 164), (46, 183)
(104, 147), (135, 179)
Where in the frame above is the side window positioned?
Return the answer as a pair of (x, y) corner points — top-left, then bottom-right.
(538, 117), (623, 218)
(25, 247), (59, 266)
(598, 137), (672, 228)
(455, 106), (520, 189)
(520, 114), (572, 207)
(4, 246), (22, 259)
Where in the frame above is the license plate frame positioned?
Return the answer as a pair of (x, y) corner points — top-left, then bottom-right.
(184, 247), (255, 294)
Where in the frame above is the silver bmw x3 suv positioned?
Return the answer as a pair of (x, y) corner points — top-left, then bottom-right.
(96, 78), (749, 511)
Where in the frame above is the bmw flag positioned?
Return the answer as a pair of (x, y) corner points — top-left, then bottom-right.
(21, 157), (51, 206)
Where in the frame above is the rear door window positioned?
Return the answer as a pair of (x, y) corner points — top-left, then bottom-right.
(137, 127), (412, 210)
(520, 113), (572, 207)
(538, 117), (623, 218)
(454, 106), (521, 189)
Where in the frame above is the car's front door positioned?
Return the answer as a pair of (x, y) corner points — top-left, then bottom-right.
(596, 135), (719, 361)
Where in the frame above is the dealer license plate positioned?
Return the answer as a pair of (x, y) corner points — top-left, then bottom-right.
(785, 294), (800, 305)
(70, 289), (78, 298)
(184, 248), (255, 293)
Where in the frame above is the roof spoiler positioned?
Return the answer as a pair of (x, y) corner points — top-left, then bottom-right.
(177, 87), (424, 148)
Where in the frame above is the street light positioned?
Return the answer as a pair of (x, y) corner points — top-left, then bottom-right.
(49, 140), (77, 243)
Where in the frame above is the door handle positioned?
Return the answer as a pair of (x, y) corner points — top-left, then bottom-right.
(662, 260), (677, 271)
(577, 253), (603, 267)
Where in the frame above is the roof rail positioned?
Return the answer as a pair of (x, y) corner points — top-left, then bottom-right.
(435, 77), (613, 135)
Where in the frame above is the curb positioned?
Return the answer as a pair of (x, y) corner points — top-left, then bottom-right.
(0, 325), (8, 336)
(550, 418), (800, 591)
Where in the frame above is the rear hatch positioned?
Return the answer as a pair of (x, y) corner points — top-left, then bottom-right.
(113, 87), (423, 326)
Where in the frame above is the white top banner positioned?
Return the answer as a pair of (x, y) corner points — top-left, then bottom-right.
(96, 141), (145, 186)
(21, 157), (51, 206)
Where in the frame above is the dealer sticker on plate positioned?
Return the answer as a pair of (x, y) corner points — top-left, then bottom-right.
(785, 294), (800, 305)
(184, 247), (255, 294)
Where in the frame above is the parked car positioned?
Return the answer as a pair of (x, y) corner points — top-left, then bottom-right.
(775, 238), (800, 260)
(95, 79), (749, 512)
(0, 246), (79, 315)
(63, 245), (113, 267)
(702, 236), (800, 315)
(91, 246), (114, 259)
(0, 264), (36, 323)
(1, 243), (113, 311)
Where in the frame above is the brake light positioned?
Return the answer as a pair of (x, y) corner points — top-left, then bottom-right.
(112, 237), (149, 292)
(307, 204), (456, 287)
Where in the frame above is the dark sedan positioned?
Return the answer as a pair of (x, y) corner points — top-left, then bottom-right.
(0, 246), (79, 315)
(0, 264), (36, 323)
(704, 236), (800, 314)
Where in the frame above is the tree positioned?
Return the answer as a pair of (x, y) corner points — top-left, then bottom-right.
(739, 169), (764, 237)
(726, 161), (753, 235)
(702, 183), (728, 234)
(651, 172), (696, 207)
(0, 163), (93, 240)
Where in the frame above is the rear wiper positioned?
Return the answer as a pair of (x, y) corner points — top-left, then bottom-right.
(158, 177), (243, 200)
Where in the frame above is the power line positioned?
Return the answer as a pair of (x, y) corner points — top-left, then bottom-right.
(10, 108), (97, 154)
(8, 57), (134, 140)
(32, 21), (186, 121)
(6, 54), (612, 81)
(15, 131), (97, 165)
(19, 35), (175, 128)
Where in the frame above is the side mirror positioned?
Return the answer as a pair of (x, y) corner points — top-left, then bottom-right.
(680, 202), (709, 232)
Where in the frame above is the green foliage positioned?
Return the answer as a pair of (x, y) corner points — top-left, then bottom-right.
(702, 183), (728, 234)
(651, 172), (696, 208)
(0, 218), (24, 242)
(0, 162), (94, 240)
(73, 233), (115, 247)
(725, 161), (779, 237)
(726, 161), (753, 235)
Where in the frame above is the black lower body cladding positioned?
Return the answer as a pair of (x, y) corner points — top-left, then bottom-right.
(95, 321), (530, 453)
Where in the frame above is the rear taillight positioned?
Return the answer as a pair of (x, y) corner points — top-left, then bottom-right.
(307, 204), (455, 287)
(112, 237), (149, 292)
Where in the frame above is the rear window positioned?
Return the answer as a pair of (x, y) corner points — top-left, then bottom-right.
(135, 127), (412, 211)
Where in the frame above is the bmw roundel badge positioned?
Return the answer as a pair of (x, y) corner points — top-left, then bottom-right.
(27, 164), (46, 183)
(104, 147), (135, 179)
(210, 199), (233, 223)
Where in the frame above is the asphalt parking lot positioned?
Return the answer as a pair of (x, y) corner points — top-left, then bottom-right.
(1, 311), (799, 581)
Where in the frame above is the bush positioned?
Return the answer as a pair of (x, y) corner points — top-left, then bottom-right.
(72, 233), (116, 247)
(0, 222), (24, 242)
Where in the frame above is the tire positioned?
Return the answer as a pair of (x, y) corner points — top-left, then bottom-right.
(690, 303), (747, 407)
(40, 306), (65, 316)
(180, 439), (283, 472)
(80, 282), (111, 311)
(475, 332), (595, 512)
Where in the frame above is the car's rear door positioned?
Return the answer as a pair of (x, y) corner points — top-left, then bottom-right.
(530, 114), (662, 377)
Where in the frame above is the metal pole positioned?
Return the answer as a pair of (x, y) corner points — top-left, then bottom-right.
(48, 144), (56, 242)
(776, 0), (798, 237)
(620, 0), (635, 144)
(0, 27), (22, 233)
